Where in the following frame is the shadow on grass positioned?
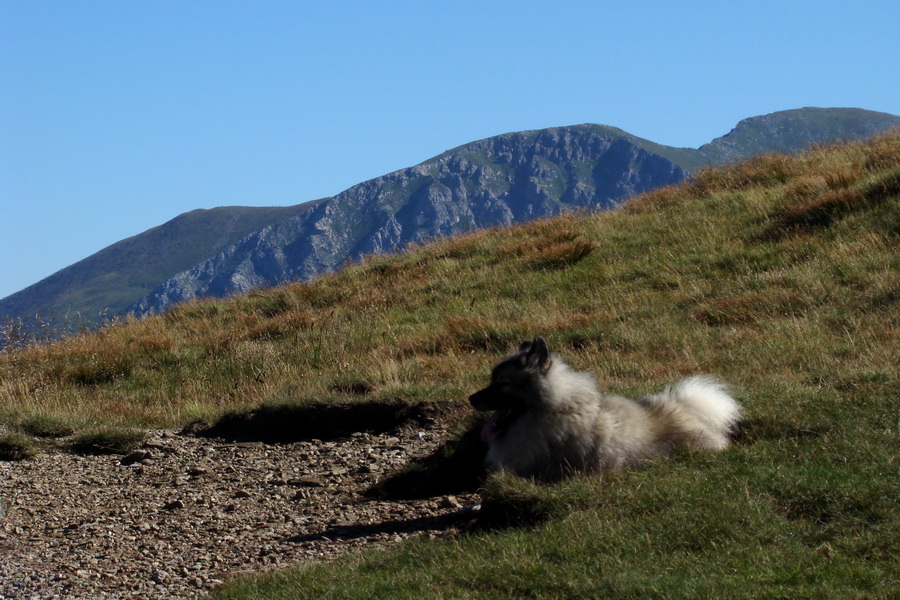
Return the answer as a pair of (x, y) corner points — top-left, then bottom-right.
(732, 416), (830, 444)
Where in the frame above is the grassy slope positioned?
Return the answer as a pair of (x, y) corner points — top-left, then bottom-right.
(1, 134), (898, 598)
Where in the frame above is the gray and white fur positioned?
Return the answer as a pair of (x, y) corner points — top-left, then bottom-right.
(469, 337), (743, 481)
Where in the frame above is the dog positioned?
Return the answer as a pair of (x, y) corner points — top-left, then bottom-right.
(469, 336), (743, 481)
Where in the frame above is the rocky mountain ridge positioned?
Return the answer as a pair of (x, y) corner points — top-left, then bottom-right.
(3, 107), (899, 324)
(128, 126), (689, 314)
(698, 107), (900, 163)
(0, 203), (321, 335)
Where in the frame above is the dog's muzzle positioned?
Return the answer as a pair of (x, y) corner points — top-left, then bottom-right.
(469, 387), (501, 412)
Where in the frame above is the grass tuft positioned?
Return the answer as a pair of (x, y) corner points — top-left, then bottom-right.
(19, 414), (75, 438)
(0, 433), (35, 461)
(67, 428), (146, 455)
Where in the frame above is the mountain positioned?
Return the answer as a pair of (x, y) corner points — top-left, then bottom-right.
(698, 107), (900, 164)
(3, 107), (898, 326)
(127, 125), (690, 314)
(127, 108), (900, 315)
(0, 203), (321, 334)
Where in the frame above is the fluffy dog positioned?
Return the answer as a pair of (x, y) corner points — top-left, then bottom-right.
(469, 337), (742, 481)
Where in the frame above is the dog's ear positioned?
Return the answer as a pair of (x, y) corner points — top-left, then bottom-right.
(519, 339), (533, 353)
(526, 336), (552, 373)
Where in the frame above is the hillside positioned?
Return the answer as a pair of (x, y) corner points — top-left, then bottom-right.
(1, 132), (898, 598)
(3, 107), (898, 330)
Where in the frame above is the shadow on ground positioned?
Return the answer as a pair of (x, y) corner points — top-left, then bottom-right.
(188, 399), (488, 499)
(284, 505), (482, 545)
(189, 399), (456, 443)
(367, 419), (486, 499)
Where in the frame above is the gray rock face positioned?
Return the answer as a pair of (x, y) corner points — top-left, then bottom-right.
(129, 126), (688, 314)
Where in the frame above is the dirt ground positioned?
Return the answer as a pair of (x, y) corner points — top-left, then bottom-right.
(1, 421), (481, 599)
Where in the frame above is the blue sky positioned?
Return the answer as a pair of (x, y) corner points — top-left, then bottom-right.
(2, 1), (899, 302)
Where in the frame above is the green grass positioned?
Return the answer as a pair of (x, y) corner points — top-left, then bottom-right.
(2, 133), (899, 598)
(213, 425), (897, 598)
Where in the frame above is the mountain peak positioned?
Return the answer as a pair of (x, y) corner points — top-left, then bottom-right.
(699, 107), (900, 163)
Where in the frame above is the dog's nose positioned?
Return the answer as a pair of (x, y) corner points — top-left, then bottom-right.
(469, 388), (490, 411)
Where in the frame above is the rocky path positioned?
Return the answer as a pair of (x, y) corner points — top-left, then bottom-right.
(0, 425), (479, 599)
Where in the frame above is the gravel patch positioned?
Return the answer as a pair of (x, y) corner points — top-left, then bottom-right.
(0, 426), (479, 599)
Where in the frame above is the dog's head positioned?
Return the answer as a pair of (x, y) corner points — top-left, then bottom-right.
(469, 336), (553, 442)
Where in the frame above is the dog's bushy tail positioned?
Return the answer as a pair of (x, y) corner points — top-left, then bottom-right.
(668, 376), (743, 449)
